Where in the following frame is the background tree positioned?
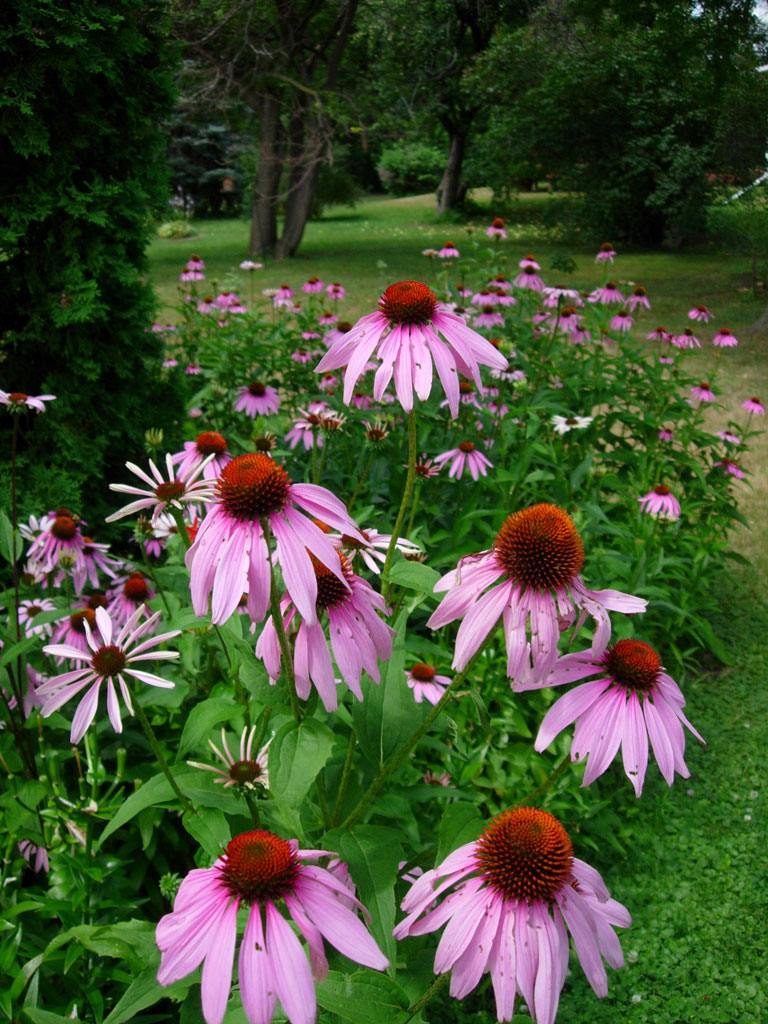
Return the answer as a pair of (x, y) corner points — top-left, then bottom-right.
(173, 0), (361, 259)
(469, 0), (768, 245)
(0, 0), (183, 525)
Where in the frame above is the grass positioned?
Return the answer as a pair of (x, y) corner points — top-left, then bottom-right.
(148, 191), (768, 572)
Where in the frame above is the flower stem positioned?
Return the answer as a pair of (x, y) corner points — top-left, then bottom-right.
(244, 791), (260, 827)
(342, 656), (476, 829)
(400, 972), (450, 1022)
(170, 506), (192, 550)
(383, 409), (418, 600)
(316, 772), (332, 829)
(515, 753), (571, 807)
(347, 450), (374, 509)
(130, 692), (195, 814)
(331, 730), (357, 826)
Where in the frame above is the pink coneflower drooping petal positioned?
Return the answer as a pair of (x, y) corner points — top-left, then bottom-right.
(742, 396), (765, 415)
(393, 807), (630, 1024)
(626, 286), (651, 312)
(256, 551), (394, 711)
(106, 453), (215, 526)
(690, 381), (716, 403)
(234, 382), (281, 418)
(638, 485), (681, 520)
(712, 327), (738, 348)
(406, 663), (450, 704)
(438, 241), (460, 259)
(302, 276), (325, 294)
(427, 503), (647, 687)
(16, 598), (57, 638)
(39, 605), (180, 743)
(433, 441), (493, 481)
(156, 830), (388, 1024)
(535, 639), (704, 796)
(326, 281), (345, 300)
(673, 328), (701, 349)
(171, 431), (232, 480)
(609, 309), (634, 333)
(715, 459), (746, 478)
(512, 264), (544, 290)
(315, 280), (508, 419)
(107, 571), (155, 625)
(187, 453), (364, 627)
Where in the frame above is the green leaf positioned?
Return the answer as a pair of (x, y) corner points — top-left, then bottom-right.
(570, 451), (594, 491)
(183, 807), (230, 859)
(239, 655), (290, 709)
(350, 610), (425, 768)
(385, 559), (440, 594)
(268, 718), (335, 810)
(98, 769), (194, 845)
(178, 695), (239, 757)
(103, 966), (193, 1024)
(0, 511), (22, 564)
(23, 1010), (75, 1024)
(316, 970), (410, 1024)
(323, 826), (404, 967)
(436, 802), (484, 864)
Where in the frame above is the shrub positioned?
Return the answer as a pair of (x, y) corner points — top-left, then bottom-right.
(377, 142), (445, 196)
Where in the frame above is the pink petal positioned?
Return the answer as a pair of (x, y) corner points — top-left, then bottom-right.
(70, 680), (102, 744)
(622, 690), (649, 796)
(239, 905), (277, 1024)
(489, 901), (517, 1022)
(555, 886), (607, 996)
(449, 891), (503, 999)
(200, 897), (238, 1024)
(535, 677), (611, 752)
(293, 878), (388, 970)
(265, 900), (316, 1024)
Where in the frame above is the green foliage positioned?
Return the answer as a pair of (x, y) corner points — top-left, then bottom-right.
(708, 188), (768, 294)
(0, 0), (184, 528)
(165, 117), (247, 218)
(469, 0), (768, 246)
(377, 143), (446, 197)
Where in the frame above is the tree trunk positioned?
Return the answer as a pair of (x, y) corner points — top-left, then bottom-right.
(436, 130), (468, 215)
(249, 91), (282, 256)
(275, 110), (323, 259)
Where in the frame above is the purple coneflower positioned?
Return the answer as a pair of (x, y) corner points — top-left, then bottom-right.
(688, 304), (713, 322)
(302, 276), (325, 294)
(646, 326), (670, 342)
(256, 552), (394, 711)
(473, 307), (506, 330)
(318, 311), (338, 326)
(234, 382), (281, 417)
(286, 404), (329, 451)
(187, 725), (271, 790)
(406, 663), (450, 705)
(16, 598), (57, 638)
(106, 453), (214, 526)
(658, 428), (674, 442)
(589, 282), (624, 305)
(551, 414), (593, 435)
(156, 830), (387, 1024)
(68, 536), (121, 593)
(609, 309), (634, 333)
(486, 218), (507, 239)
(180, 264), (204, 282)
(239, 260), (263, 271)
(433, 441), (493, 481)
(326, 281), (345, 300)
(512, 264), (544, 291)
(715, 459), (745, 478)
(18, 840), (49, 873)
(0, 391), (56, 413)
(393, 806), (630, 1024)
(107, 572), (155, 626)
(626, 286), (651, 312)
(742, 396), (765, 415)
(595, 242), (616, 263)
(638, 485), (680, 520)
(438, 241), (460, 259)
(40, 606), (179, 743)
(187, 453), (363, 627)
(535, 639), (703, 796)
(171, 431), (232, 481)
(712, 328), (738, 348)
(28, 510), (85, 572)
(716, 430), (740, 444)
(335, 528), (422, 575)
(542, 285), (581, 308)
(185, 363), (202, 375)
(673, 328), (700, 349)
(427, 504), (646, 687)
(690, 382), (715, 403)
(315, 280), (507, 419)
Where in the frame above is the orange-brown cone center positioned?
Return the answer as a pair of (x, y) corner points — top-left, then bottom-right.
(311, 551), (352, 609)
(70, 608), (96, 633)
(196, 431), (227, 456)
(410, 663), (436, 681)
(475, 807), (573, 902)
(248, 382), (267, 396)
(92, 644), (126, 676)
(653, 485), (670, 495)
(220, 830), (299, 902)
(217, 453), (290, 520)
(603, 639), (661, 693)
(124, 573), (150, 601)
(51, 515), (78, 540)
(379, 281), (438, 326)
(493, 503), (584, 591)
